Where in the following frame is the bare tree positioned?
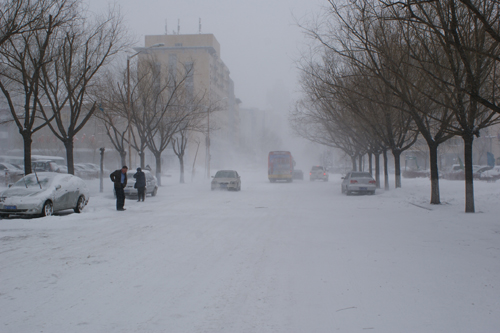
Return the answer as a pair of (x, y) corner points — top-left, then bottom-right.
(0, 0), (76, 173)
(381, 0), (500, 211)
(0, 0), (64, 46)
(38, 5), (129, 175)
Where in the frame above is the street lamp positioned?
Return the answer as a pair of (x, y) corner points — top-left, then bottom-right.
(126, 43), (164, 168)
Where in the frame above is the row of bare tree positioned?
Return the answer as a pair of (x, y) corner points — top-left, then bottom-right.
(291, 0), (500, 212)
(96, 57), (211, 185)
(0, 0), (211, 185)
(0, 0), (128, 175)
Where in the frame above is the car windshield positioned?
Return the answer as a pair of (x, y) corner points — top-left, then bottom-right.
(351, 172), (372, 178)
(311, 166), (323, 171)
(13, 174), (55, 188)
(215, 171), (236, 178)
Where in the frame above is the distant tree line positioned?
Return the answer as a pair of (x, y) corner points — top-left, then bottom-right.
(291, 0), (500, 212)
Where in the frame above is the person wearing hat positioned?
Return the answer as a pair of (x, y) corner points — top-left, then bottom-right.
(110, 166), (128, 211)
(134, 167), (146, 202)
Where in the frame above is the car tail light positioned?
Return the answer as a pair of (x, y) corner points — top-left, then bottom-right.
(369, 180), (376, 184)
(350, 180), (358, 184)
(323, 173), (326, 175)
(309, 173), (312, 175)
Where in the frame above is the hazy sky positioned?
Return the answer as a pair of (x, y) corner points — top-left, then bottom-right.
(86, 0), (323, 110)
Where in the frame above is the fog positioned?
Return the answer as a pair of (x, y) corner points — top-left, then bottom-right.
(83, 0), (327, 170)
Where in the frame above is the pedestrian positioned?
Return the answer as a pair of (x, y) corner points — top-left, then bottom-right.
(134, 167), (146, 202)
(110, 166), (128, 211)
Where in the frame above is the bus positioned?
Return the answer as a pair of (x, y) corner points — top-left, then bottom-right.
(268, 151), (294, 182)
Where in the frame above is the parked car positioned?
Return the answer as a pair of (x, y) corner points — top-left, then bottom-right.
(211, 170), (241, 191)
(479, 166), (500, 182)
(473, 165), (493, 179)
(31, 160), (62, 173)
(0, 162), (25, 184)
(121, 170), (158, 198)
(74, 163), (98, 179)
(341, 171), (377, 195)
(309, 166), (329, 182)
(0, 172), (89, 218)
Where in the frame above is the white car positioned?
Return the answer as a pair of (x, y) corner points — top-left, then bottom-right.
(122, 170), (158, 198)
(211, 170), (241, 191)
(0, 172), (89, 218)
(309, 165), (329, 181)
(0, 162), (25, 183)
(341, 171), (377, 195)
(479, 166), (500, 182)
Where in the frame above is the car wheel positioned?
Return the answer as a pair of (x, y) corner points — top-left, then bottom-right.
(346, 190), (351, 196)
(341, 185), (345, 194)
(42, 201), (53, 217)
(370, 191), (376, 195)
(74, 195), (85, 213)
(238, 184), (241, 191)
(0, 214), (9, 219)
(152, 187), (158, 196)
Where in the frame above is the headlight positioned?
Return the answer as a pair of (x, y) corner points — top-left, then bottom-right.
(0, 197), (5, 203)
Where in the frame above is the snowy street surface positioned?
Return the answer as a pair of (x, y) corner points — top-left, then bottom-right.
(1, 170), (500, 332)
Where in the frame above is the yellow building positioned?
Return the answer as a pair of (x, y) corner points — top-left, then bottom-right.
(137, 33), (239, 177)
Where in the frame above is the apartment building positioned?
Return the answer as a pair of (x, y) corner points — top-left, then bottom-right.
(137, 33), (239, 177)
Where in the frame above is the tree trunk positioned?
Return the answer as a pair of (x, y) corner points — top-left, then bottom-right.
(375, 152), (381, 189)
(120, 151), (126, 168)
(351, 156), (357, 171)
(383, 148), (389, 190)
(179, 154), (185, 183)
(358, 154), (363, 172)
(22, 131), (33, 174)
(428, 142), (441, 204)
(154, 152), (162, 186)
(368, 152), (373, 175)
(393, 150), (402, 188)
(64, 138), (75, 175)
(139, 150), (145, 169)
(463, 133), (475, 213)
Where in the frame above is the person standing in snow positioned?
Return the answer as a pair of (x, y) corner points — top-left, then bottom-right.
(134, 167), (146, 202)
(110, 166), (128, 211)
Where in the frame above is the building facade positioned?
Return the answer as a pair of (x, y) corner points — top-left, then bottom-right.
(138, 33), (239, 177)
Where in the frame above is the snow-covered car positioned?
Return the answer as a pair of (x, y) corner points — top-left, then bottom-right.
(31, 160), (63, 173)
(341, 171), (376, 195)
(211, 170), (241, 191)
(74, 163), (98, 179)
(309, 165), (328, 181)
(0, 162), (25, 184)
(122, 170), (158, 198)
(0, 172), (89, 218)
(479, 166), (500, 182)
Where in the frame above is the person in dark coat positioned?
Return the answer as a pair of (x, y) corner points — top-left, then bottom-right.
(110, 166), (128, 211)
(134, 167), (146, 202)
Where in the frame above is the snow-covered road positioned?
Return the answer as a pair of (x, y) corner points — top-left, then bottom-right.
(1, 170), (499, 332)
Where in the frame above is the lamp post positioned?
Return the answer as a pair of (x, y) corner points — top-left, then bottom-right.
(126, 43), (164, 168)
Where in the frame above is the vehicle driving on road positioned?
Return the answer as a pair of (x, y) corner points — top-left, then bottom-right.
(268, 151), (294, 183)
(211, 170), (241, 191)
(309, 166), (328, 182)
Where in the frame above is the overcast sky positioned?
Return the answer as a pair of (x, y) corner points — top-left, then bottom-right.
(86, 0), (323, 110)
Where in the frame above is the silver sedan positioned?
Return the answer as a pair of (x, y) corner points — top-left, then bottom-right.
(0, 172), (89, 218)
(341, 171), (376, 195)
(211, 170), (241, 191)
